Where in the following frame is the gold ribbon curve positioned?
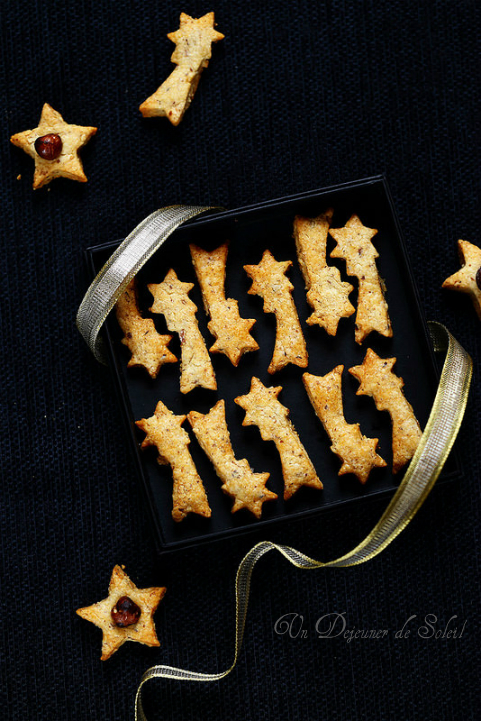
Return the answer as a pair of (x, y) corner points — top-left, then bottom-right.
(135, 321), (472, 720)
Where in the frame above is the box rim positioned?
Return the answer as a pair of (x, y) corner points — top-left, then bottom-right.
(83, 175), (462, 554)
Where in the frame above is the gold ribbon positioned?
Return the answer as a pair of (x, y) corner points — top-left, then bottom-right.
(135, 322), (472, 720)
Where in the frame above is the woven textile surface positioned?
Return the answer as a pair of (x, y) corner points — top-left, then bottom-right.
(1, 1), (480, 719)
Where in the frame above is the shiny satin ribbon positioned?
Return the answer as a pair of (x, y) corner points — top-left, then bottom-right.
(135, 321), (472, 721)
(76, 205), (220, 363)
(73, 206), (472, 719)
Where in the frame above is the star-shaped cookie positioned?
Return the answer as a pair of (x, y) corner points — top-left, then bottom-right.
(116, 279), (177, 378)
(76, 565), (166, 660)
(244, 250), (308, 374)
(136, 399), (212, 522)
(10, 103), (97, 189)
(442, 239), (481, 320)
(148, 269), (217, 393)
(190, 242), (259, 366)
(235, 377), (322, 499)
(329, 215), (392, 343)
(349, 349), (422, 473)
(139, 12), (224, 125)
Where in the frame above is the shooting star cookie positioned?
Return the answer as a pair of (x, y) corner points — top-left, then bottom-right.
(303, 366), (386, 484)
(190, 243), (258, 365)
(148, 269), (217, 393)
(293, 210), (355, 335)
(244, 250), (308, 374)
(136, 400), (211, 521)
(235, 377), (322, 499)
(349, 349), (422, 473)
(139, 12), (224, 125)
(188, 400), (276, 518)
(329, 215), (392, 343)
(442, 239), (481, 321)
(116, 279), (177, 378)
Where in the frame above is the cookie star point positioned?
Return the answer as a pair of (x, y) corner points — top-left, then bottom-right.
(349, 349), (397, 395)
(168, 11), (224, 47)
(76, 565), (166, 661)
(10, 103), (97, 189)
(442, 239), (481, 320)
(234, 377), (283, 426)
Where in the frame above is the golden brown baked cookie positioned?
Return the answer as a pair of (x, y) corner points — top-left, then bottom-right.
(293, 210), (355, 335)
(349, 349), (422, 473)
(442, 239), (481, 320)
(76, 565), (166, 661)
(303, 366), (386, 484)
(139, 12), (224, 125)
(116, 279), (177, 378)
(136, 400), (212, 521)
(235, 377), (322, 499)
(10, 103), (97, 189)
(148, 269), (217, 394)
(244, 250), (308, 374)
(329, 215), (392, 343)
(188, 400), (276, 517)
(190, 243), (258, 365)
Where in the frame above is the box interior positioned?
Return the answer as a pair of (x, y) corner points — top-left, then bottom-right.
(87, 177), (459, 552)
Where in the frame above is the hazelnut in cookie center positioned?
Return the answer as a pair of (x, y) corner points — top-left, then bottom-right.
(111, 596), (141, 627)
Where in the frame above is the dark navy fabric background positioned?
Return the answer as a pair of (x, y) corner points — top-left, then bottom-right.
(1, 1), (480, 719)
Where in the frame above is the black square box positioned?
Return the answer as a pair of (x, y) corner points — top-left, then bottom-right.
(85, 176), (459, 552)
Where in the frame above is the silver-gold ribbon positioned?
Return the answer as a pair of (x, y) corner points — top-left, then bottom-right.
(135, 322), (472, 721)
(76, 205), (220, 363)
